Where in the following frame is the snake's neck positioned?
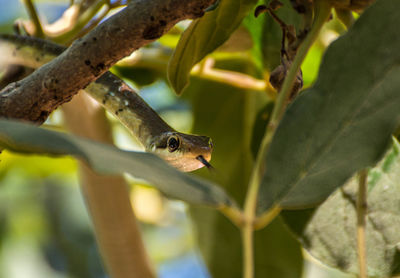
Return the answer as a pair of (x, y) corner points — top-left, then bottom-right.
(91, 73), (175, 149)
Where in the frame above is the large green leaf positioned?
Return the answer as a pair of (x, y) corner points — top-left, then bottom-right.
(167, 0), (258, 95)
(257, 0), (400, 213)
(0, 119), (233, 207)
(185, 58), (303, 277)
(282, 138), (400, 277)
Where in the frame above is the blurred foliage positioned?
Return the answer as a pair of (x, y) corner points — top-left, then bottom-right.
(1, 0), (390, 278)
(0, 2), (209, 277)
(0, 150), (103, 278)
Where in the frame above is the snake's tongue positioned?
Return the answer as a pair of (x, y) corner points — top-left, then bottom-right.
(196, 155), (214, 170)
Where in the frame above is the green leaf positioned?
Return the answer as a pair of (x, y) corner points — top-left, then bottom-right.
(257, 0), (400, 213)
(282, 138), (400, 277)
(167, 0), (258, 95)
(0, 119), (233, 207)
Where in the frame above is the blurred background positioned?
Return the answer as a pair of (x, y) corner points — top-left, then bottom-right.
(0, 1), (355, 277)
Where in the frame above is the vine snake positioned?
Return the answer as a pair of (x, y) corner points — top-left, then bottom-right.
(0, 34), (213, 172)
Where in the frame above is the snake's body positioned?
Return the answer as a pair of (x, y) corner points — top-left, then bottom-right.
(0, 34), (212, 172)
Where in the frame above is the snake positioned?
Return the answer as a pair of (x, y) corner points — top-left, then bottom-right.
(0, 34), (213, 172)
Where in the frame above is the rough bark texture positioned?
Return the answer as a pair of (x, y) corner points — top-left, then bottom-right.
(0, 0), (215, 123)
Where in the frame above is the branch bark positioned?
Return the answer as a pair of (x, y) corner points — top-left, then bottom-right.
(0, 0), (215, 123)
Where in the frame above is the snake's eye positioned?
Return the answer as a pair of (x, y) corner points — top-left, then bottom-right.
(167, 136), (180, 152)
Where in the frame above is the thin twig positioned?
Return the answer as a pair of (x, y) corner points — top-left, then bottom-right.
(357, 169), (368, 278)
(72, 1), (126, 42)
(52, 0), (108, 43)
(72, 5), (112, 41)
(245, 0), (332, 232)
(22, 0), (45, 38)
(240, 2), (332, 277)
(193, 58), (267, 91)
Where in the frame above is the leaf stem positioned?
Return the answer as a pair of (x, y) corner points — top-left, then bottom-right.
(334, 7), (355, 29)
(253, 206), (281, 230)
(240, 2), (332, 277)
(219, 205), (245, 227)
(22, 0), (45, 38)
(242, 224), (254, 278)
(357, 169), (368, 278)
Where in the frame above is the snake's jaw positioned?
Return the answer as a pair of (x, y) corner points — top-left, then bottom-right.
(175, 133), (213, 172)
(163, 155), (211, 172)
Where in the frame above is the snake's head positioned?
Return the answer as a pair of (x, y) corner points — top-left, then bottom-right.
(150, 132), (213, 172)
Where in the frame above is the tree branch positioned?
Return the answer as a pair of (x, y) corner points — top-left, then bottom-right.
(0, 0), (215, 123)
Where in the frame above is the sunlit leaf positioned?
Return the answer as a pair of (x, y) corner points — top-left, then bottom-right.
(257, 0), (400, 213)
(0, 119), (233, 207)
(168, 0), (258, 95)
(282, 138), (400, 277)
